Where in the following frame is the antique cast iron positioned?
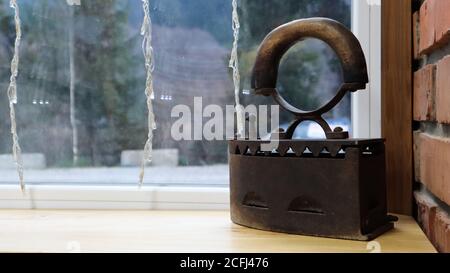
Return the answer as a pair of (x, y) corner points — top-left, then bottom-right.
(229, 18), (397, 241)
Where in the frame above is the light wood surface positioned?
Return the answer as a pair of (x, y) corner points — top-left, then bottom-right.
(0, 210), (436, 253)
(381, 0), (413, 215)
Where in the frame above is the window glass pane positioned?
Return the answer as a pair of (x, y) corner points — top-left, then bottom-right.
(0, 0), (351, 186)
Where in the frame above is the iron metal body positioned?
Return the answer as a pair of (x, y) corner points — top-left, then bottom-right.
(229, 18), (396, 241)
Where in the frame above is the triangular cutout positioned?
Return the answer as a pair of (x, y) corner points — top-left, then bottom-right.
(328, 146), (341, 157)
(234, 145), (241, 154)
(291, 144), (307, 156)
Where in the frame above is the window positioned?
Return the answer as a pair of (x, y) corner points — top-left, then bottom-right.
(0, 0), (379, 208)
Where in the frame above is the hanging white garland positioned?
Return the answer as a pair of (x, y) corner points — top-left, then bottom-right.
(229, 0), (244, 138)
(139, 0), (156, 186)
(7, 0), (24, 191)
(4, 0), (241, 189)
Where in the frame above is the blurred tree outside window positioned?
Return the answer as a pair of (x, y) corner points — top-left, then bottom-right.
(0, 0), (351, 185)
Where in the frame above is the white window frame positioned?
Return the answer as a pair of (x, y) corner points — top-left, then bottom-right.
(0, 0), (381, 210)
(351, 0), (382, 138)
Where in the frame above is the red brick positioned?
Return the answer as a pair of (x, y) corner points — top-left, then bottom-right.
(414, 65), (436, 121)
(434, 210), (450, 253)
(413, 11), (420, 59)
(415, 191), (450, 253)
(415, 191), (437, 242)
(419, 134), (450, 206)
(419, 0), (437, 54)
(435, 0), (450, 44)
(436, 56), (450, 124)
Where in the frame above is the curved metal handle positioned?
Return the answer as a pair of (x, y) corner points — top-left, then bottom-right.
(251, 18), (368, 93)
(250, 18), (369, 139)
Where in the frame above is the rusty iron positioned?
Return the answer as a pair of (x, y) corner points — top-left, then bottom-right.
(229, 18), (397, 241)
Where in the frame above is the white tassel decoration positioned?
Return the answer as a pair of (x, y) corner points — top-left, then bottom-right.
(139, 0), (156, 186)
(229, 0), (244, 138)
(7, 0), (24, 192)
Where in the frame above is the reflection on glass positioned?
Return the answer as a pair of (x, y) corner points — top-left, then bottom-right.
(0, 0), (351, 185)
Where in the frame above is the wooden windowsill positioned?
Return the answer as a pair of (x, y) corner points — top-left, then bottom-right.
(0, 210), (436, 253)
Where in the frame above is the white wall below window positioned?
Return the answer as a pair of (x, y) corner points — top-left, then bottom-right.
(0, 185), (229, 210)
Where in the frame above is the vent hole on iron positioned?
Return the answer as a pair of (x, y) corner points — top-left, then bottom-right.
(288, 196), (324, 215)
(243, 192), (268, 209)
(362, 146), (373, 156)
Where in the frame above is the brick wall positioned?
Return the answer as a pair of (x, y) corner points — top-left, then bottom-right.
(413, 0), (450, 253)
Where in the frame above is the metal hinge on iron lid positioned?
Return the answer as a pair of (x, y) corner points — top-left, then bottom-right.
(229, 18), (397, 241)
